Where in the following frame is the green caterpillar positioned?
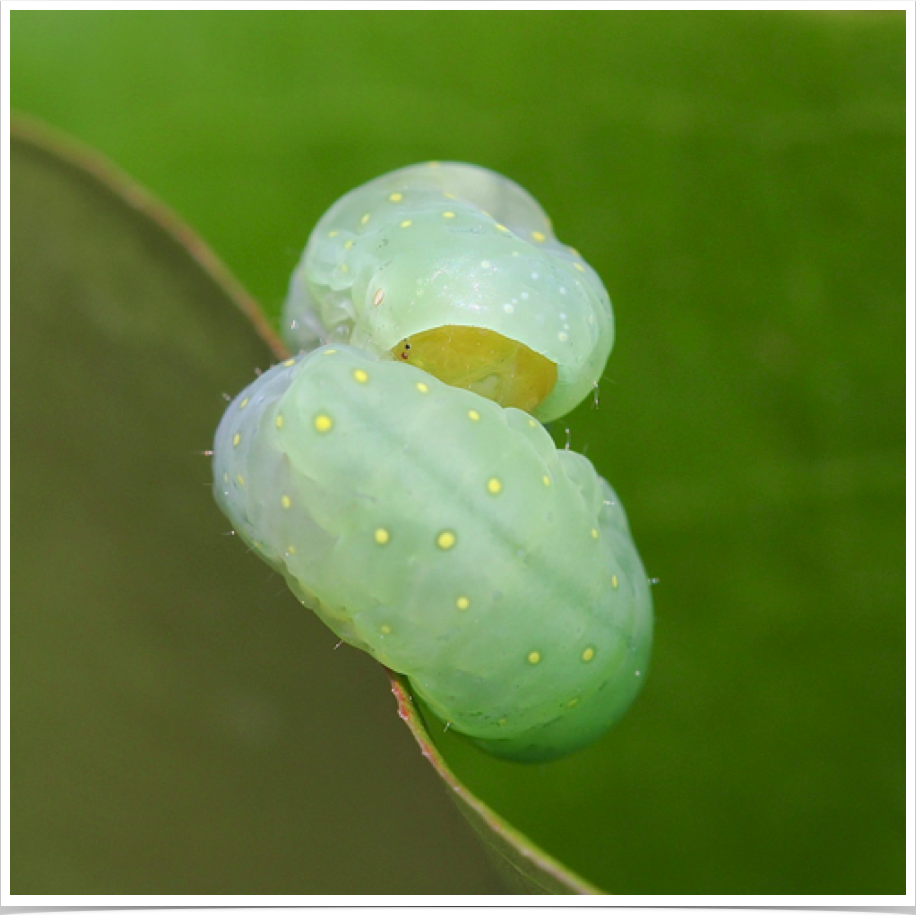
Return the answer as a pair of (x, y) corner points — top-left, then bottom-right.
(214, 164), (652, 761)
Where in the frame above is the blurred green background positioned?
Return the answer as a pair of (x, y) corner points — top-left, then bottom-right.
(11, 10), (905, 894)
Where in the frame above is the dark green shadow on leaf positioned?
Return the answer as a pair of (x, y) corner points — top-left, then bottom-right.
(10, 116), (509, 895)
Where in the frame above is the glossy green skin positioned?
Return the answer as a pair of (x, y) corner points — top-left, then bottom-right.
(213, 345), (652, 761)
(282, 162), (614, 423)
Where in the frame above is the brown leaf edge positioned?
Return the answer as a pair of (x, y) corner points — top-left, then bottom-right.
(11, 112), (601, 896)
(389, 673), (602, 894)
(10, 111), (288, 363)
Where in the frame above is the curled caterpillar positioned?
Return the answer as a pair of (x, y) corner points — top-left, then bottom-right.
(215, 164), (652, 761)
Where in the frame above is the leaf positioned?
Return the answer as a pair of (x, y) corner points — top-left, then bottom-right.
(9, 116), (504, 895)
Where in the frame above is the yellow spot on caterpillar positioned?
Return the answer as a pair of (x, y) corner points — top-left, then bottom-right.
(443, 211), (455, 219)
(427, 160), (441, 167)
(567, 697), (580, 708)
(437, 531), (457, 551)
(495, 223), (509, 233)
(275, 414), (284, 429)
(339, 264), (349, 273)
(232, 433), (241, 447)
(352, 369), (369, 384)
(467, 410), (480, 422)
(223, 472), (229, 483)
(388, 192), (403, 202)
(314, 414), (333, 433)
(374, 528), (390, 545)
(323, 349), (337, 355)
(360, 213), (371, 226)
(328, 230), (339, 237)
(236, 474), (244, 486)
(282, 358), (296, 367)
(527, 651), (541, 665)
(416, 382), (429, 394)
(582, 647), (596, 662)
(380, 624), (392, 635)
(567, 245), (580, 257)
(591, 528), (599, 539)
(287, 545), (296, 555)
(281, 495), (291, 509)
(487, 478), (502, 495)
(574, 262), (586, 272)
(611, 574), (619, 589)
(528, 418), (537, 427)
(456, 596), (470, 611)
(343, 239), (355, 250)
(497, 717), (507, 727)
(239, 397), (249, 410)
(531, 231), (546, 243)
(542, 475), (551, 487)
(372, 288), (385, 306)
(443, 192), (457, 200)
(400, 219), (413, 228)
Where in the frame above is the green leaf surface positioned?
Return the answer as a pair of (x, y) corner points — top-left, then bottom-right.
(10, 118), (504, 895)
(11, 11), (906, 894)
